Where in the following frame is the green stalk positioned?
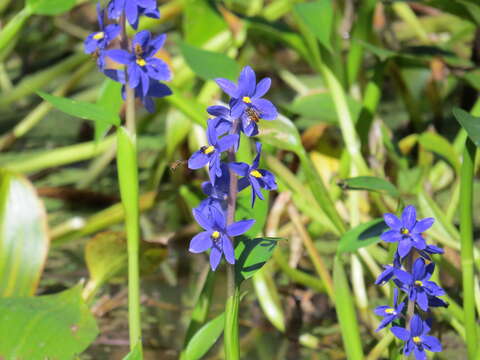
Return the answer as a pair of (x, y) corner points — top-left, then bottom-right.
(459, 137), (478, 359)
(116, 127), (142, 351)
(224, 118), (241, 360)
(117, 13), (142, 353)
(333, 255), (364, 360)
(0, 7), (31, 55)
(0, 135), (115, 173)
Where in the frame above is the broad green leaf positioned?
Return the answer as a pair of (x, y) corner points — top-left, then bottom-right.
(337, 218), (388, 254)
(181, 271), (216, 357)
(183, 0), (228, 46)
(123, 341), (143, 360)
(235, 190), (269, 238)
(252, 264), (285, 331)
(0, 171), (49, 297)
(184, 312), (225, 360)
(418, 132), (461, 173)
(235, 236), (282, 283)
(339, 176), (399, 197)
(258, 114), (303, 154)
(333, 256), (364, 360)
(37, 91), (120, 129)
(290, 93), (362, 126)
(166, 110), (192, 158)
(83, 232), (127, 300)
(294, 0), (334, 51)
(27, 0), (76, 15)
(96, 78), (123, 142)
(453, 108), (480, 147)
(179, 41), (240, 81)
(0, 285), (98, 359)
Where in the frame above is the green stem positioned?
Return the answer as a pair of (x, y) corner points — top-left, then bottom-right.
(460, 137), (478, 359)
(224, 118), (241, 360)
(118, 12), (142, 353)
(0, 7), (31, 56)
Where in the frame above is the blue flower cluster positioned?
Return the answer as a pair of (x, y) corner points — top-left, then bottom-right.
(375, 205), (446, 360)
(84, 1), (171, 113)
(188, 66), (278, 270)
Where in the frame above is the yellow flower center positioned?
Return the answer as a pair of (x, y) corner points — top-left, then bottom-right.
(413, 336), (421, 344)
(211, 231), (220, 239)
(136, 58), (147, 66)
(385, 308), (395, 314)
(242, 96), (252, 104)
(250, 170), (262, 178)
(400, 227), (409, 235)
(415, 280), (423, 287)
(93, 32), (105, 40)
(203, 146), (215, 155)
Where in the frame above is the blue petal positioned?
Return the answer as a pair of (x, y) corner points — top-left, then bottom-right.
(229, 162), (249, 176)
(413, 347), (427, 360)
(391, 326), (410, 341)
(188, 150), (209, 169)
(237, 65), (256, 96)
(397, 239), (413, 258)
(402, 205), (417, 230)
(215, 78), (238, 98)
(227, 219), (255, 236)
(253, 77), (271, 98)
(133, 30), (151, 51)
(422, 335), (442, 352)
(105, 49), (133, 64)
(383, 213), (402, 230)
(192, 207), (213, 230)
(210, 245), (222, 271)
(409, 314), (423, 336)
(189, 231), (213, 253)
(412, 217), (434, 233)
(222, 235), (235, 264)
(380, 230), (401, 243)
(252, 98), (277, 120)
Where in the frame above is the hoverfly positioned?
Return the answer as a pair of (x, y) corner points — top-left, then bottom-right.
(245, 107), (261, 124)
(170, 160), (187, 172)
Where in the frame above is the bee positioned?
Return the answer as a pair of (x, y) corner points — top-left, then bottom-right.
(170, 160), (187, 172)
(245, 107), (261, 124)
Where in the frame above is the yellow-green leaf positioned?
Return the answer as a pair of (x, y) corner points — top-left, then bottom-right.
(0, 170), (49, 297)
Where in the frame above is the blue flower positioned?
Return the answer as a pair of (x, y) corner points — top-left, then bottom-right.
(393, 258), (445, 311)
(189, 205), (255, 270)
(215, 66), (277, 121)
(229, 143), (277, 206)
(375, 265), (396, 285)
(106, 30), (171, 95)
(84, 3), (120, 69)
(107, 0), (160, 29)
(374, 288), (404, 331)
(391, 315), (442, 360)
(188, 134), (238, 185)
(381, 205), (434, 258)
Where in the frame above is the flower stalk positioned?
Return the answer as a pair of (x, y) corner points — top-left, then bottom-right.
(460, 137), (478, 359)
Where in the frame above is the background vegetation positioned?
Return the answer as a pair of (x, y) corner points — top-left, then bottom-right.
(0, 0), (479, 359)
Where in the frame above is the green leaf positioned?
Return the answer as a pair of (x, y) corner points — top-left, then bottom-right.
(235, 190), (269, 238)
(235, 236), (282, 283)
(418, 132), (461, 173)
(294, 0), (334, 51)
(453, 108), (480, 147)
(179, 41), (240, 81)
(339, 176), (399, 197)
(333, 256), (364, 360)
(27, 0), (76, 15)
(0, 171), (49, 297)
(96, 79), (123, 142)
(337, 218), (388, 254)
(290, 93), (362, 126)
(184, 312), (225, 360)
(182, 0), (228, 46)
(83, 232), (127, 300)
(258, 114), (303, 154)
(166, 110), (192, 158)
(37, 91), (120, 129)
(0, 285), (98, 359)
(123, 341), (143, 360)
